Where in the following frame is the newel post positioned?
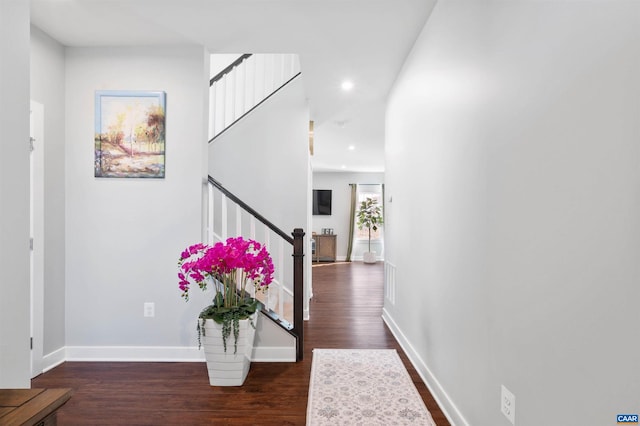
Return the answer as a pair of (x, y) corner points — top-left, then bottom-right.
(292, 228), (305, 361)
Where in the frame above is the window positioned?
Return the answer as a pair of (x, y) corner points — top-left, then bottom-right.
(356, 192), (383, 240)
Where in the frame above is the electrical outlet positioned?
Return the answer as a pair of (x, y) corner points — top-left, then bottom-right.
(501, 385), (515, 424)
(144, 302), (155, 317)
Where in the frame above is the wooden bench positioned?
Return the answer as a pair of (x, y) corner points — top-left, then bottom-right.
(0, 388), (72, 426)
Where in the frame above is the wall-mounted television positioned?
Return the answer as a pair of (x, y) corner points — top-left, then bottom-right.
(312, 189), (332, 215)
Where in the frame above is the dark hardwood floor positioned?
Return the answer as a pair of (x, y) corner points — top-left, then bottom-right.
(32, 262), (449, 425)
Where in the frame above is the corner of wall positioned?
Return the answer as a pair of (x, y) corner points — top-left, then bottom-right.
(381, 309), (468, 426)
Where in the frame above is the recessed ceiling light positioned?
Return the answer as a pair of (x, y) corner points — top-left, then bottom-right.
(348, 145), (355, 151)
(341, 80), (354, 91)
(341, 165), (347, 169)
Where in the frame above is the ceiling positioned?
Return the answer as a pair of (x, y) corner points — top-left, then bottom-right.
(30, 0), (436, 173)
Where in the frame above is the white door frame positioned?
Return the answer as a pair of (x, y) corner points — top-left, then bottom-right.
(30, 100), (45, 378)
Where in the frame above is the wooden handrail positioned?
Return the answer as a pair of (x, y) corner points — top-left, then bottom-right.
(208, 176), (294, 245)
(210, 54), (252, 86)
(207, 176), (305, 360)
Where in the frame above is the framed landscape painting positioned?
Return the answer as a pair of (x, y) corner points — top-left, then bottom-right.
(95, 90), (166, 178)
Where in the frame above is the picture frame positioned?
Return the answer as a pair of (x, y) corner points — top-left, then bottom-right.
(94, 90), (166, 178)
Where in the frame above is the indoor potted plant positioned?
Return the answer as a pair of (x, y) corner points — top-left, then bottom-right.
(178, 236), (274, 386)
(356, 197), (383, 263)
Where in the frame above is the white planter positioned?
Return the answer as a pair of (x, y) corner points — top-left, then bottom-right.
(363, 251), (377, 263)
(201, 314), (257, 386)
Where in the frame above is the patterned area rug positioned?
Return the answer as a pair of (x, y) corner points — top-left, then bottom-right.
(306, 349), (436, 425)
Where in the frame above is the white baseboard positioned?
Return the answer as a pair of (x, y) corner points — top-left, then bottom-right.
(65, 346), (205, 362)
(42, 347), (66, 373)
(382, 308), (469, 426)
(43, 344), (297, 365)
(252, 346), (296, 362)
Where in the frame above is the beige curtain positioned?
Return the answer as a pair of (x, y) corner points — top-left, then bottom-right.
(345, 183), (357, 262)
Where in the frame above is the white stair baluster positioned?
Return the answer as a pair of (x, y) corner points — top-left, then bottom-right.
(288, 54), (295, 79)
(225, 71), (234, 128)
(278, 239), (284, 318)
(247, 55), (256, 112)
(207, 182), (214, 244)
(231, 65), (237, 124)
(255, 55), (265, 106)
(221, 195), (228, 241)
(250, 216), (256, 241)
(279, 54), (286, 87)
(294, 54), (300, 75)
(265, 54), (273, 95)
(209, 83), (216, 139)
(237, 61), (246, 120)
(220, 78), (227, 135)
(263, 229), (271, 311)
(235, 203), (242, 237)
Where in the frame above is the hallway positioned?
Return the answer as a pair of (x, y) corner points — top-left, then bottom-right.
(32, 262), (448, 425)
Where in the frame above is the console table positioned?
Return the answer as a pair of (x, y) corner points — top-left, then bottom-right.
(0, 388), (72, 426)
(314, 234), (337, 262)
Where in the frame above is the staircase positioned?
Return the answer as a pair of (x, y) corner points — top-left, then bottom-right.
(209, 54), (301, 141)
(207, 54), (305, 361)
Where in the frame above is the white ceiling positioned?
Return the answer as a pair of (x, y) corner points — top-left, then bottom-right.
(30, 0), (436, 173)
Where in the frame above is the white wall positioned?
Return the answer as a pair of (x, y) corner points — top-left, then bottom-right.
(0, 0), (31, 388)
(64, 46), (210, 359)
(30, 25), (66, 361)
(312, 172), (384, 260)
(209, 75), (311, 315)
(385, 2), (640, 425)
(209, 77), (308, 236)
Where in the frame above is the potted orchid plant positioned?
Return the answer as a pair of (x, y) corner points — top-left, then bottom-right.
(178, 237), (274, 354)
